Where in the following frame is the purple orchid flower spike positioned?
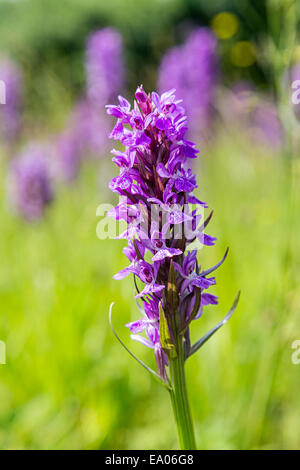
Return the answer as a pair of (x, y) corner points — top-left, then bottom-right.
(107, 86), (240, 450)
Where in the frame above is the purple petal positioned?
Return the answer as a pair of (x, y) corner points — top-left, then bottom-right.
(126, 318), (148, 333)
(174, 177), (195, 193)
(130, 334), (154, 349)
(201, 293), (218, 305)
(156, 163), (170, 178)
(152, 248), (182, 262)
(113, 265), (136, 280)
(187, 195), (208, 207)
(106, 105), (123, 118)
(118, 95), (131, 110)
(198, 233), (217, 246)
(156, 117), (167, 130)
(135, 283), (165, 299)
(173, 261), (186, 278)
(151, 92), (161, 109)
(192, 276), (216, 289)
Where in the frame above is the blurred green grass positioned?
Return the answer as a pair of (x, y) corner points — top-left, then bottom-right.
(0, 135), (299, 449)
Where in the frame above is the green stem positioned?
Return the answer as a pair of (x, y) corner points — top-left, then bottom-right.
(169, 335), (196, 450)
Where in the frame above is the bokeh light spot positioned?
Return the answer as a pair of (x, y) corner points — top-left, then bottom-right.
(231, 41), (256, 67)
(211, 12), (239, 39)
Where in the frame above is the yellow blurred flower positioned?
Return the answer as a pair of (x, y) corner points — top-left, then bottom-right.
(212, 12), (239, 39)
(231, 41), (256, 67)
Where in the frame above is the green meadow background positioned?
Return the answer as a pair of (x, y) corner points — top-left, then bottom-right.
(0, 0), (299, 449)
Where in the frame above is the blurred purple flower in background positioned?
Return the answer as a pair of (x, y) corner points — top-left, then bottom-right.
(8, 144), (53, 221)
(54, 27), (125, 170)
(68, 99), (110, 157)
(219, 81), (283, 151)
(53, 129), (81, 182)
(53, 97), (110, 179)
(158, 28), (219, 139)
(220, 81), (255, 124)
(0, 58), (23, 141)
(251, 102), (283, 150)
(86, 27), (125, 108)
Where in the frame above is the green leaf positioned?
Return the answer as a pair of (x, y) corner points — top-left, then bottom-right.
(189, 287), (201, 322)
(159, 303), (177, 359)
(132, 239), (143, 260)
(188, 291), (241, 358)
(179, 288), (201, 335)
(167, 259), (179, 311)
(109, 303), (170, 389)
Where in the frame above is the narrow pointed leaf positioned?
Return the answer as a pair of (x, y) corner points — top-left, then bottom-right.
(109, 303), (170, 388)
(199, 210), (213, 232)
(153, 165), (165, 194)
(190, 287), (201, 322)
(200, 247), (229, 277)
(133, 274), (140, 295)
(179, 288), (201, 335)
(188, 291), (240, 358)
(183, 328), (191, 358)
(159, 303), (177, 359)
(138, 201), (149, 223)
(167, 259), (179, 311)
(132, 239), (143, 260)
